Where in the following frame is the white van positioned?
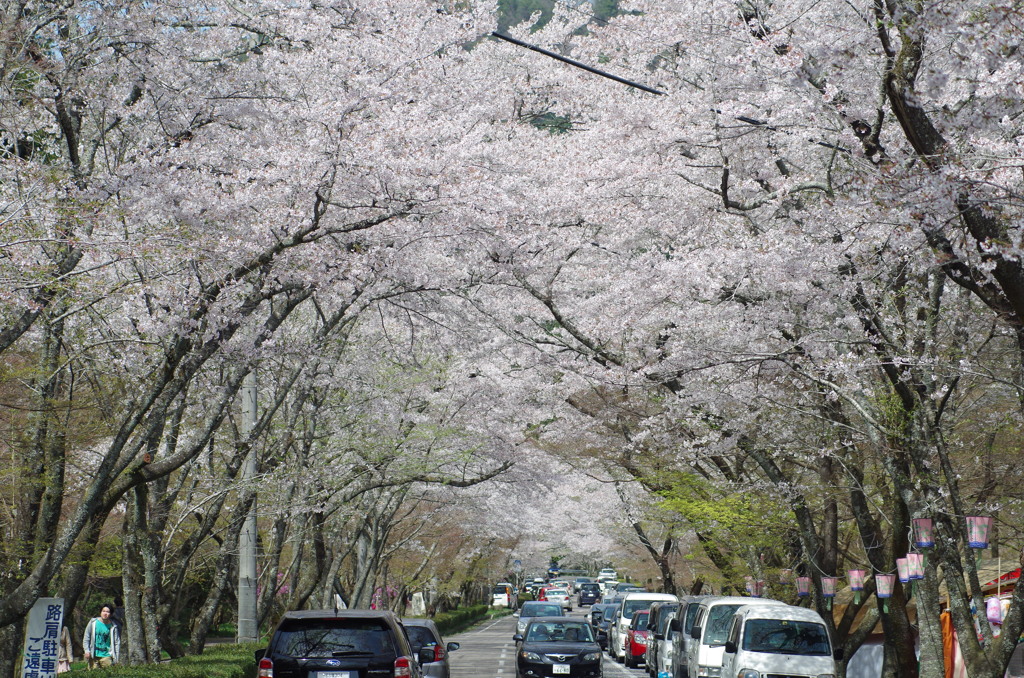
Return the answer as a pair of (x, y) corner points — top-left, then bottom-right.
(610, 591), (679, 659)
(721, 604), (839, 678)
(492, 583), (517, 609)
(687, 597), (789, 678)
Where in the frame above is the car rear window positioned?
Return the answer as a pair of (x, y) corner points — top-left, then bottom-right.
(522, 603), (562, 616)
(274, 619), (396, 658)
(404, 626), (437, 649)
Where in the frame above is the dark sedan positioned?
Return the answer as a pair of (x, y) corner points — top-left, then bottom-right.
(513, 617), (602, 678)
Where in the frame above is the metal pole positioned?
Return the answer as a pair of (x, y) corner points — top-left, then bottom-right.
(237, 370), (259, 643)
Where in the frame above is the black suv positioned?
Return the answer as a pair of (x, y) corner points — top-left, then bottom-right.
(256, 609), (422, 678)
(578, 582), (602, 606)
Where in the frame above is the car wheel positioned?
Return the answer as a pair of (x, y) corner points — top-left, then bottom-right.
(625, 653), (633, 668)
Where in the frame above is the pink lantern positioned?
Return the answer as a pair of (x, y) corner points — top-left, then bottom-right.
(896, 558), (910, 583)
(750, 580), (765, 597)
(966, 516), (992, 549)
(912, 518), (934, 548)
(848, 569), (866, 591)
(822, 577), (837, 597)
(796, 576), (812, 597)
(876, 574), (896, 598)
(907, 553), (924, 580)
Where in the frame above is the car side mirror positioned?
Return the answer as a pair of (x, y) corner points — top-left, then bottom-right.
(834, 648), (845, 660)
(513, 634), (524, 642)
(447, 642), (460, 652)
(254, 649), (266, 661)
(690, 626), (702, 640)
(724, 641), (737, 654)
(655, 633), (665, 640)
(419, 648), (435, 664)
(669, 618), (680, 632)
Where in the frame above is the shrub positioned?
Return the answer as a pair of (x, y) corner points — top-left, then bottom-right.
(63, 643), (261, 678)
(433, 604), (492, 635)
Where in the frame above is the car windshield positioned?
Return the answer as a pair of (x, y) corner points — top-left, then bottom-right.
(527, 622), (595, 643)
(522, 604), (562, 617)
(703, 605), (742, 646)
(743, 619), (830, 656)
(684, 603), (701, 632)
(275, 619), (395, 658)
(623, 599), (656, 618)
(658, 609), (677, 634)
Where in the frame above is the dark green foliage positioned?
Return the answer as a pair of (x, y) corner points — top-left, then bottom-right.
(529, 112), (573, 134)
(431, 604), (494, 635)
(497, 0), (556, 32)
(62, 643), (262, 678)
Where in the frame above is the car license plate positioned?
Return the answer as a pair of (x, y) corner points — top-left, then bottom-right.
(315, 672), (354, 678)
(553, 664), (571, 674)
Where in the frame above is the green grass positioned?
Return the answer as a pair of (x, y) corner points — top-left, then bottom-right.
(62, 643), (261, 678)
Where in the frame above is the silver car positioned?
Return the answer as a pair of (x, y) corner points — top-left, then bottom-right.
(402, 618), (459, 678)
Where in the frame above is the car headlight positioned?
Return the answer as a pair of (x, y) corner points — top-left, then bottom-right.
(520, 651), (542, 661)
(697, 666), (722, 677)
(582, 652), (602, 661)
(739, 670), (760, 678)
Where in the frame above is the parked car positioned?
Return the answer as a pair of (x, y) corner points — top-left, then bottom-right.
(578, 582), (602, 606)
(610, 591), (678, 661)
(492, 582), (517, 609)
(545, 587), (573, 611)
(721, 604), (841, 678)
(593, 602), (620, 651)
(686, 597), (789, 678)
(670, 596), (712, 678)
(402, 618), (460, 678)
(625, 609), (651, 668)
(513, 617), (603, 678)
(645, 601), (679, 677)
(255, 609), (421, 678)
(515, 600), (565, 637)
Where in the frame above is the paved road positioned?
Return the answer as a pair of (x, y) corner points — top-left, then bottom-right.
(447, 609), (651, 678)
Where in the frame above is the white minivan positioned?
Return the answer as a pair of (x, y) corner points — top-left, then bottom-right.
(687, 597), (788, 678)
(610, 591), (679, 659)
(721, 604), (840, 678)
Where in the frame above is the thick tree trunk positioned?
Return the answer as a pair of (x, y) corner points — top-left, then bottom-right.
(188, 492), (253, 653)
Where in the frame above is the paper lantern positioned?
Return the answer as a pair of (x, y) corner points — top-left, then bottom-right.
(912, 518), (934, 548)
(876, 574), (896, 598)
(966, 516), (992, 549)
(848, 570), (866, 590)
(750, 580), (765, 597)
(896, 558), (910, 583)
(796, 576), (812, 597)
(822, 577), (837, 597)
(986, 597), (1003, 624)
(907, 553), (924, 580)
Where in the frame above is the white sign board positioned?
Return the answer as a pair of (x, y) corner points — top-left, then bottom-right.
(22, 597), (64, 678)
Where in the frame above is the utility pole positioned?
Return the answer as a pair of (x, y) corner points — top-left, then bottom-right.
(237, 370), (259, 643)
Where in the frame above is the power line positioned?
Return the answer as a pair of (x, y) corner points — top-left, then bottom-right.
(490, 31), (665, 95)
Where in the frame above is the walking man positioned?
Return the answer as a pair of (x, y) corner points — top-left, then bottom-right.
(83, 603), (121, 669)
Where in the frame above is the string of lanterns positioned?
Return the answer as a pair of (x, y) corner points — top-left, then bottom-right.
(750, 516), (992, 614)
